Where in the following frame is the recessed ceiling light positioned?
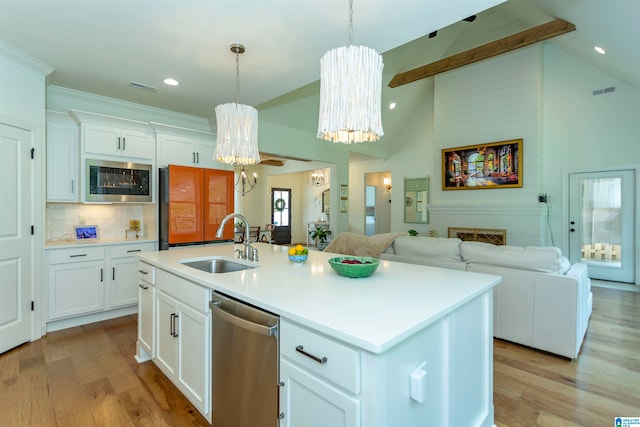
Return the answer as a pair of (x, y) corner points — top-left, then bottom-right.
(594, 46), (606, 55)
(163, 78), (180, 86)
(389, 102), (396, 110)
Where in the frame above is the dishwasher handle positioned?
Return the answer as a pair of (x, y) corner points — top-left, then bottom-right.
(210, 301), (277, 337)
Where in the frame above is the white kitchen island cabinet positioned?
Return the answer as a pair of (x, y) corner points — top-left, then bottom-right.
(136, 243), (499, 427)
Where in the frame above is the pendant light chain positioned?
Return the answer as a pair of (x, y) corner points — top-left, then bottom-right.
(235, 50), (241, 104)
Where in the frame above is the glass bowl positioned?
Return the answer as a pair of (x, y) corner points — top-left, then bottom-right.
(288, 254), (308, 265)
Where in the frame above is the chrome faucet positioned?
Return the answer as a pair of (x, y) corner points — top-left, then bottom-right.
(216, 213), (258, 262)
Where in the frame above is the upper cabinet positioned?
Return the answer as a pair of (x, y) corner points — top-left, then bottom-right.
(46, 111), (79, 202)
(152, 122), (224, 170)
(70, 110), (154, 160)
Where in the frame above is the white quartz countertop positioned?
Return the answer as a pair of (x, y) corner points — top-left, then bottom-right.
(138, 243), (500, 354)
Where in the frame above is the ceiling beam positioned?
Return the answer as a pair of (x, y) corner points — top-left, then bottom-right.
(388, 18), (576, 88)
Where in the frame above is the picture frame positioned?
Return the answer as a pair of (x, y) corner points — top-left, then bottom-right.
(340, 184), (348, 200)
(442, 139), (522, 190)
(340, 199), (348, 213)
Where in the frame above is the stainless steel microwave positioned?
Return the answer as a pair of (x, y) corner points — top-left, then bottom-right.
(86, 159), (152, 202)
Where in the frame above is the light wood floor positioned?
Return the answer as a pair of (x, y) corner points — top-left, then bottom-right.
(1, 287), (638, 426)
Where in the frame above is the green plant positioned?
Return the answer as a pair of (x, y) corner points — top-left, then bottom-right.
(309, 226), (332, 243)
(408, 229), (419, 237)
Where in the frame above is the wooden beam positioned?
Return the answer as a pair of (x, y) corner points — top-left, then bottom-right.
(388, 18), (576, 88)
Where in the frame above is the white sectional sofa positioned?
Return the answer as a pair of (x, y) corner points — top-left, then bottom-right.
(380, 236), (592, 359)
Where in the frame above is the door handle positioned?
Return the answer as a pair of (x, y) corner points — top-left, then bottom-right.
(100, 268), (104, 282)
(112, 267), (115, 280)
(138, 283), (148, 290)
(196, 152), (199, 164)
(122, 137), (126, 150)
(170, 313), (174, 336)
(117, 137), (121, 150)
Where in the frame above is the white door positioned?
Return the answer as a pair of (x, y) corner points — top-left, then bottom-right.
(0, 123), (33, 354)
(569, 170), (635, 283)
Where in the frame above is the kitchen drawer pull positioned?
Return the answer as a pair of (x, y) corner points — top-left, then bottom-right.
(69, 254), (87, 258)
(112, 267), (115, 280)
(127, 249), (142, 253)
(138, 269), (148, 274)
(100, 268), (104, 282)
(295, 345), (327, 364)
(138, 283), (149, 290)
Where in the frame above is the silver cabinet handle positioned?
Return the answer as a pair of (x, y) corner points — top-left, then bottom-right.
(69, 253), (87, 258)
(127, 249), (142, 253)
(122, 137), (125, 150)
(117, 136), (121, 150)
(295, 345), (327, 364)
(138, 283), (149, 290)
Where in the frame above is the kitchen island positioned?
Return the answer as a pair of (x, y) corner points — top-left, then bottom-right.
(136, 243), (500, 427)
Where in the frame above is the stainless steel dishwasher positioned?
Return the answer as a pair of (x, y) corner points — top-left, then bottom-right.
(210, 292), (279, 427)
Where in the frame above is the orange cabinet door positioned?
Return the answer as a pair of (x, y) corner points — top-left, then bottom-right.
(204, 169), (235, 241)
(168, 165), (205, 244)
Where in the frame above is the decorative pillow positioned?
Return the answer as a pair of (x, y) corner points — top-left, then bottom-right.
(460, 241), (568, 273)
(393, 236), (462, 261)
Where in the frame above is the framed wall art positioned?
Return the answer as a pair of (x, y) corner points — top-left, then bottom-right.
(340, 184), (348, 199)
(442, 139), (522, 190)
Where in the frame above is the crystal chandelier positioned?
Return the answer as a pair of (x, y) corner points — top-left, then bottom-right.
(235, 165), (257, 197)
(214, 43), (260, 165)
(308, 169), (327, 186)
(317, 0), (384, 143)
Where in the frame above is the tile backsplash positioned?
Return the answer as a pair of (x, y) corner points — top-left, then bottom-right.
(46, 203), (157, 242)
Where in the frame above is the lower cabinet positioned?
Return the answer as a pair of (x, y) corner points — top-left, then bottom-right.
(279, 319), (361, 427)
(137, 261), (155, 360)
(46, 242), (155, 323)
(154, 270), (211, 420)
(280, 359), (360, 427)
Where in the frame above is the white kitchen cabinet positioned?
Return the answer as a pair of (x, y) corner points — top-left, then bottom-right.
(108, 243), (155, 308)
(154, 269), (211, 420)
(70, 109), (154, 160)
(47, 246), (106, 320)
(279, 319), (360, 427)
(46, 242), (156, 326)
(280, 359), (360, 427)
(83, 123), (153, 159)
(136, 261), (155, 361)
(46, 111), (78, 202)
(152, 122), (224, 169)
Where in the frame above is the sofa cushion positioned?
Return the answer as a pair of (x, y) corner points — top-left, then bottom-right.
(460, 241), (568, 273)
(392, 236), (462, 261)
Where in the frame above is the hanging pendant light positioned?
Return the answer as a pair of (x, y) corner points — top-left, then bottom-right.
(214, 43), (260, 165)
(317, 0), (384, 144)
(235, 165), (258, 196)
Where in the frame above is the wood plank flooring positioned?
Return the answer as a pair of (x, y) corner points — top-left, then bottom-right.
(1, 286), (638, 426)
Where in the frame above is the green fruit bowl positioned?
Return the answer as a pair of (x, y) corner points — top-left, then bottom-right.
(328, 257), (380, 278)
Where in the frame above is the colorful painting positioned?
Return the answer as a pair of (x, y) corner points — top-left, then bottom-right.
(442, 139), (522, 190)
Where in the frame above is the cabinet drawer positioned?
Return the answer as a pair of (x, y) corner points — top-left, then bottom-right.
(138, 261), (156, 285)
(110, 242), (155, 259)
(48, 246), (104, 264)
(281, 319), (360, 394)
(156, 268), (210, 313)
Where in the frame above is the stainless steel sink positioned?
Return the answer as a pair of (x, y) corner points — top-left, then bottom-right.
(180, 258), (256, 274)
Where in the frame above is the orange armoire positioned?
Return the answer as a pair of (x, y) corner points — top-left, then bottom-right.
(159, 165), (234, 250)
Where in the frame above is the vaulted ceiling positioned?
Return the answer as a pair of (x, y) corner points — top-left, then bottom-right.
(1, 0), (637, 131)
